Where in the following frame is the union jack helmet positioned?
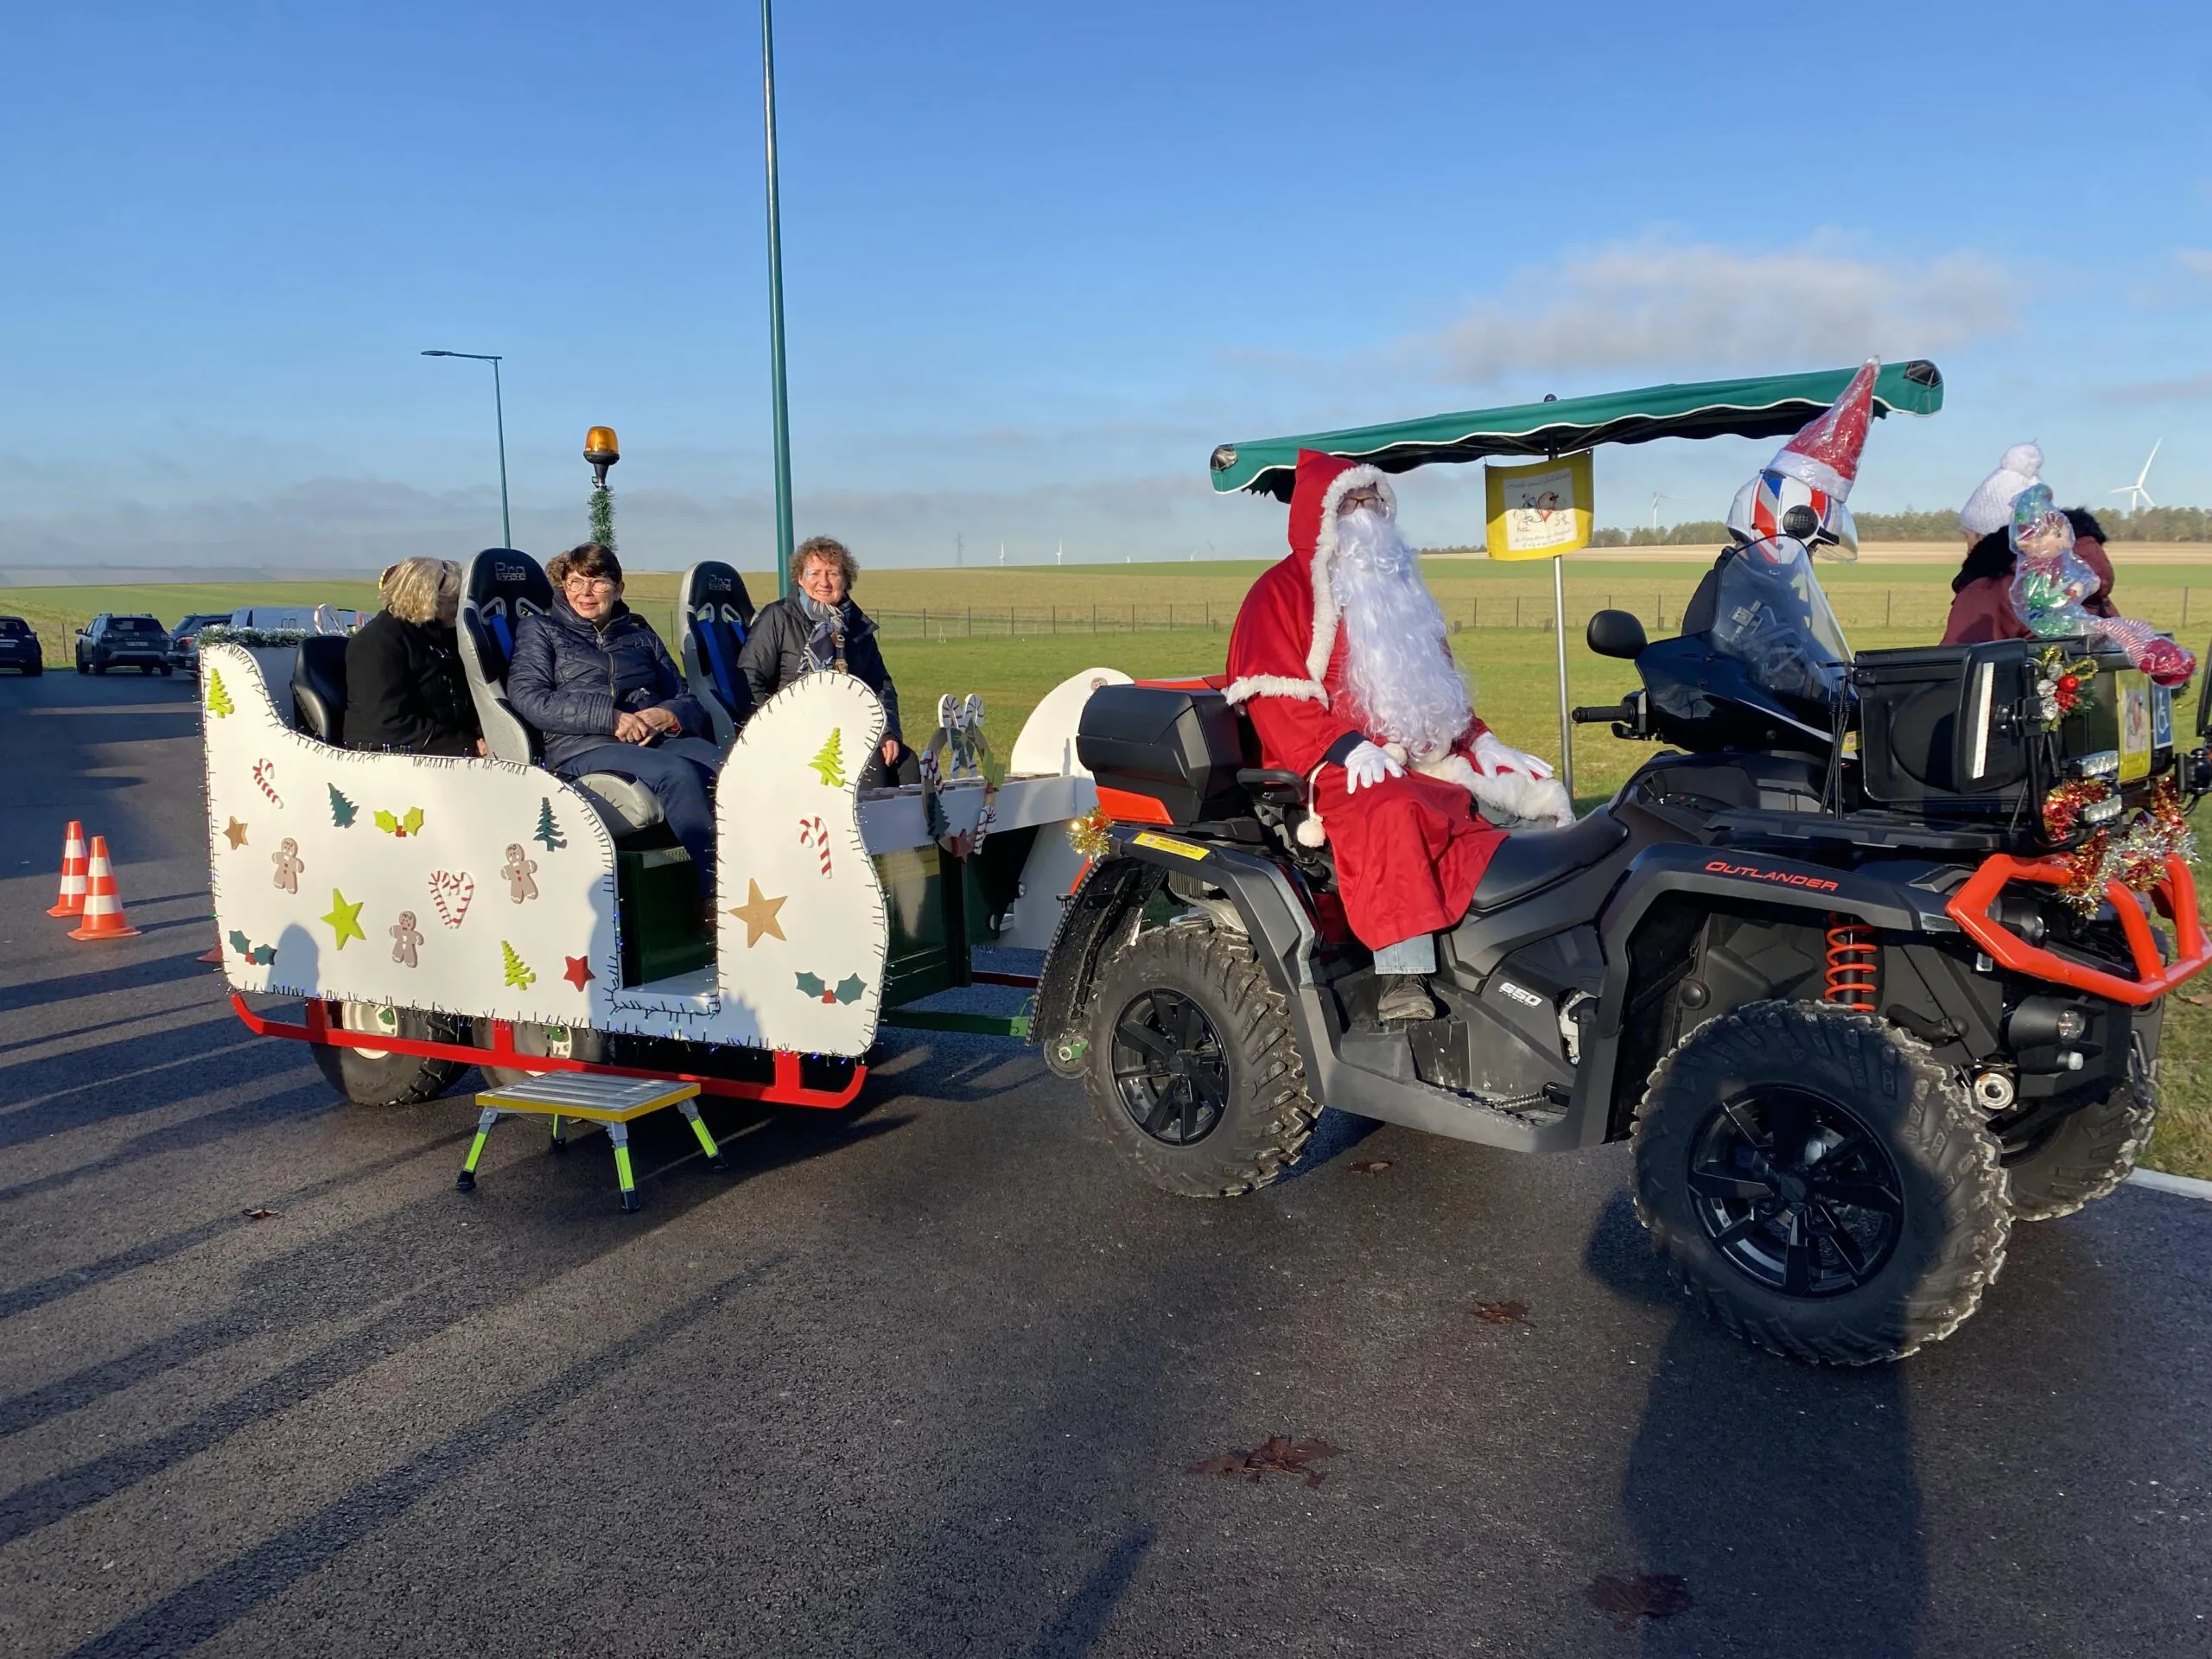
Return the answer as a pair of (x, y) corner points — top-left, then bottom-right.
(1726, 469), (1859, 563)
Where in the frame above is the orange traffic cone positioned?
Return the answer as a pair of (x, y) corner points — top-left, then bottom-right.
(46, 820), (88, 917)
(68, 837), (141, 940)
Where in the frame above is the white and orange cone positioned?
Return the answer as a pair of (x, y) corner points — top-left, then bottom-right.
(47, 820), (89, 918)
(67, 836), (140, 940)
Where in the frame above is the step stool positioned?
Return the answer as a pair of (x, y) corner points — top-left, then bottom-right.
(459, 1074), (726, 1212)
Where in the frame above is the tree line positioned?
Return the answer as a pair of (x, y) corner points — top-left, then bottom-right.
(1562, 505), (2210, 548)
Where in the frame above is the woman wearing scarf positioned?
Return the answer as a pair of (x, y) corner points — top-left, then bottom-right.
(739, 535), (919, 789)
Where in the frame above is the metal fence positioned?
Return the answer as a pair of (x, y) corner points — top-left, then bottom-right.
(870, 586), (2212, 642)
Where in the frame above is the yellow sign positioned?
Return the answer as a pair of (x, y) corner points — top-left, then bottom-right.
(2117, 670), (2152, 782)
(1132, 830), (1211, 862)
(1484, 452), (1595, 561)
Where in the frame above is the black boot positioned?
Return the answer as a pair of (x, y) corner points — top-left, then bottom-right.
(1376, 973), (1438, 1025)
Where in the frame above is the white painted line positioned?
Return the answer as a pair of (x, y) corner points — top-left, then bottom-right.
(2128, 1167), (2212, 1202)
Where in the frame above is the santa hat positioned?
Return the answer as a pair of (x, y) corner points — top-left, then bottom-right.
(1765, 358), (1878, 500)
(1960, 442), (2044, 537)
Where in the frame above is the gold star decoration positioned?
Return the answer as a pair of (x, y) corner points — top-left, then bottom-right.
(321, 887), (365, 950)
(728, 878), (787, 947)
(223, 817), (249, 849)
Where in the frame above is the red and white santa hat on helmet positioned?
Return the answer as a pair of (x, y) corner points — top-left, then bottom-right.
(1765, 358), (1878, 500)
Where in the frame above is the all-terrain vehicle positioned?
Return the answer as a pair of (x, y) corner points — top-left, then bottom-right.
(1034, 531), (2212, 1363)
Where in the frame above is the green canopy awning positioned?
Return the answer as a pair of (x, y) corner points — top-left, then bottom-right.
(1209, 360), (1944, 499)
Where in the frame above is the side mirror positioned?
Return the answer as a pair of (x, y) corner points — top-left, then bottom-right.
(1586, 609), (1648, 661)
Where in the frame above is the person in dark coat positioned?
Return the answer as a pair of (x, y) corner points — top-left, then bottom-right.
(1941, 443), (2120, 645)
(739, 535), (921, 790)
(505, 543), (719, 878)
(345, 556), (483, 755)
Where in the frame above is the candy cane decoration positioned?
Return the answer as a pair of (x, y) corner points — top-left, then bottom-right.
(251, 759), (283, 807)
(797, 815), (832, 876)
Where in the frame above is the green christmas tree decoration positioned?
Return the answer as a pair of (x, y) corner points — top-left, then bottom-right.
(328, 784), (358, 828)
(534, 797), (566, 851)
(809, 729), (847, 789)
(204, 668), (234, 718)
(588, 486), (616, 551)
(501, 939), (537, 989)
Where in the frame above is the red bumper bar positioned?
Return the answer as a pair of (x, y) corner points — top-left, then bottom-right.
(1942, 851), (2211, 1007)
(230, 995), (868, 1110)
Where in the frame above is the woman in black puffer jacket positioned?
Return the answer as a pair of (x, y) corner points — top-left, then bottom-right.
(739, 535), (919, 790)
(346, 557), (483, 756)
(506, 543), (717, 879)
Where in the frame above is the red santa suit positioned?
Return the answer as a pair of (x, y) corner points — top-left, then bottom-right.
(1225, 449), (1562, 950)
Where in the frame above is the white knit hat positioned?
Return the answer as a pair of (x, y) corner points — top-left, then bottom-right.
(1960, 442), (2044, 537)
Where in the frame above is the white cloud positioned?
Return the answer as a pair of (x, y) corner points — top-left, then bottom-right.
(1410, 238), (2018, 385)
(2177, 249), (2212, 279)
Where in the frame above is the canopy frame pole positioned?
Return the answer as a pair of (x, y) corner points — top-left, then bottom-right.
(1552, 552), (1574, 804)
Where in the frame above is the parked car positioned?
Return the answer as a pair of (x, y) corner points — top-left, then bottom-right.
(75, 613), (174, 676)
(168, 612), (233, 674)
(0, 615), (42, 676)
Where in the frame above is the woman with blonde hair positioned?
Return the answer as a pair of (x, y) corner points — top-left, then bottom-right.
(345, 556), (483, 755)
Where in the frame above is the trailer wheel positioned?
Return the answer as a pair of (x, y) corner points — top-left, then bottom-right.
(1084, 924), (1317, 1198)
(312, 1003), (470, 1107)
(1999, 1051), (2158, 1223)
(1634, 1001), (2011, 1365)
(474, 1019), (607, 1089)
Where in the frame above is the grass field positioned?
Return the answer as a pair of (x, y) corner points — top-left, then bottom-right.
(10, 568), (2211, 1178)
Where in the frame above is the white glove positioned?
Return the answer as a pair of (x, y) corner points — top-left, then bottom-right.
(1470, 728), (1554, 782)
(1465, 732), (1575, 827)
(1341, 739), (1405, 793)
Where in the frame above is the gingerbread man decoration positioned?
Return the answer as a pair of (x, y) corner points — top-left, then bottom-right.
(271, 837), (304, 893)
(500, 843), (538, 904)
(389, 910), (423, 968)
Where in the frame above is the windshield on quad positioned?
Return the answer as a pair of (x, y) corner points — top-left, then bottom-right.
(1707, 535), (1853, 713)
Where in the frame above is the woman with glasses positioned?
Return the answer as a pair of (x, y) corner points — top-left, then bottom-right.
(506, 543), (719, 881)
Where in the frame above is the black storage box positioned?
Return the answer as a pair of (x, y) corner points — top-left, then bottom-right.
(1856, 638), (2171, 821)
(617, 846), (712, 986)
(1077, 685), (1256, 824)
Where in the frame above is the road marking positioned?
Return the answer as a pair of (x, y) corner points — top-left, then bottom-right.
(2129, 1167), (2212, 1202)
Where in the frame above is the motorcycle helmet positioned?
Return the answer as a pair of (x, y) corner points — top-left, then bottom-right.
(1726, 469), (1859, 563)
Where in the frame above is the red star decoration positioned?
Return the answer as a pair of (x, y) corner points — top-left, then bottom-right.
(563, 955), (594, 991)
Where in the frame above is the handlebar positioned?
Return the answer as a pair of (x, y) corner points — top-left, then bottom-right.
(1572, 701), (1636, 725)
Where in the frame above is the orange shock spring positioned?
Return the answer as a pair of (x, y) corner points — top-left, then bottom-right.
(1824, 915), (1879, 1011)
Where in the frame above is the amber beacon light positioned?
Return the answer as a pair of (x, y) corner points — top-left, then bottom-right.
(585, 426), (620, 490)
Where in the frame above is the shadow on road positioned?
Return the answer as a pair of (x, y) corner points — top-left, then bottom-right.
(1585, 1192), (1924, 1656)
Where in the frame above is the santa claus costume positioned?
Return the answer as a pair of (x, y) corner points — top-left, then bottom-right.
(1225, 450), (1569, 1014)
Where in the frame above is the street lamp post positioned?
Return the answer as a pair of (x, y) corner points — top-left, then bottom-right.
(422, 350), (512, 549)
(760, 0), (796, 597)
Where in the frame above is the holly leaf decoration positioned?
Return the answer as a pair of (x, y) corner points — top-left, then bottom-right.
(249, 944), (276, 965)
(373, 809), (398, 834)
(795, 971), (826, 999)
(227, 930), (251, 955)
(834, 974), (866, 1005)
(401, 805), (423, 836)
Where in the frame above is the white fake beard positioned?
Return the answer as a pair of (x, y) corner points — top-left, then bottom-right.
(1333, 507), (1473, 760)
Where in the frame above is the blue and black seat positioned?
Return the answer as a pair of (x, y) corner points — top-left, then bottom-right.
(677, 560), (757, 751)
(455, 548), (665, 834)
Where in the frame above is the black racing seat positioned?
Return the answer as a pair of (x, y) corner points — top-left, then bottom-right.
(677, 559), (757, 750)
(291, 634), (349, 745)
(455, 548), (666, 836)
(1466, 809), (1630, 913)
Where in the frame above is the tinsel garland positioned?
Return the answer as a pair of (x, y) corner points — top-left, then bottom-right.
(2057, 777), (2196, 914)
(1068, 804), (1114, 862)
(2039, 776), (2113, 841)
(588, 486), (616, 550)
(198, 624), (345, 647)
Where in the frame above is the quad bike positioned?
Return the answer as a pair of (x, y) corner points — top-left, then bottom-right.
(1033, 535), (2212, 1363)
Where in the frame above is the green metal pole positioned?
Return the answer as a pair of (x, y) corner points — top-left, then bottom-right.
(761, 0), (796, 598)
(492, 357), (512, 549)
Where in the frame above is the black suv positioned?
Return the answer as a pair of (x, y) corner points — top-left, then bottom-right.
(0, 616), (41, 676)
(168, 612), (233, 675)
(76, 613), (174, 676)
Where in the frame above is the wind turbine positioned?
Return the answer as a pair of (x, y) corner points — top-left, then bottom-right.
(1649, 490), (1675, 531)
(2110, 440), (2161, 513)
(1056, 539), (1064, 566)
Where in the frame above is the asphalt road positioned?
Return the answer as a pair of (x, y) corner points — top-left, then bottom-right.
(3, 665), (2209, 1658)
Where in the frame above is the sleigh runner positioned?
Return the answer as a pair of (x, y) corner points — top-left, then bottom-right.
(204, 617), (1114, 1108)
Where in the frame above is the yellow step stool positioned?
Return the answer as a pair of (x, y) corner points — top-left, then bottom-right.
(458, 1074), (725, 1212)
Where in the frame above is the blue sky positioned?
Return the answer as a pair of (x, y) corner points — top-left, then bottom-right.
(4, 0), (2207, 572)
